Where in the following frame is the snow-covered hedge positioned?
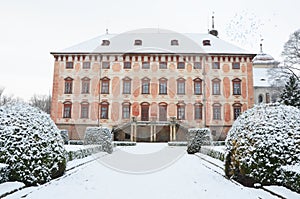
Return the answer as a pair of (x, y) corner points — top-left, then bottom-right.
(113, 141), (137, 146)
(84, 127), (113, 154)
(0, 103), (67, 186)
(225, 103), (300, 191)
(0, 163), (9, 183)
(67, 146), (103, 161)
(168, 141), (188, 146)
(60, 129), (69, 144)
(187, 128), (212, 154)
(200, 146), (225, 161)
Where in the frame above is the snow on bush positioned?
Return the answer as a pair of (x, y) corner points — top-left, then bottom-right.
(0, 103), (67, 186)
(60, 129), (69, 144)
(225, 103), (300, 189)
(84, 127), (113, 154)
(187, 128), (212, 154)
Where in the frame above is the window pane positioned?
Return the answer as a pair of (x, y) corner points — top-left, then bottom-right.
(177, 81), (185, 94)
(233, 62), (240, 69)
(66, 62), (73, 69)
(82, 81), (90, 94)
(123, 81), (131, 94)
(63, 104), (71, 118)
(233, 81), (241, 95)
(213, 62), (220, 69)
(159, 62), (167, 69)
(177, 62), (185, 69)
(177, 106), (185, 120)
(194, 62), (201, 69)
(159, 81), (167, 94)
(81, 105), (89, 118)
(65, 81), (72, 94)
(83, 62), (91, 69)
(195, 106), (202, 119)
(124, 62), (131, 69)
(213, 106), (221, 120)
(122, 105), (130, 119)
(101, 81), (109, 94)
(102, 62), (110, 69)
(213, 81), (220, 95)
(142, 81), (150, 94)
(101, 105), (108, 119)
(194, 81), (202, 95)
(234, 107), (241, 120)
(142, 62), (150, 69)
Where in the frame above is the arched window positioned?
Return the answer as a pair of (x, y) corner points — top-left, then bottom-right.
(258, 94), (263, 103)
(122, 102), (131, 119)
(159, 78), (168, 94)
(232, 78), (241, 95)
(81, 77), (90, 94)
(177, 78), (186, 94)
(233, 103), (242, 120)
(64, 77), (73, 94)
(212, 103), (221, 120)
(141, 102), (150, 121)
(123, 77), (131, 94)
(101, 77), (110, 94)
(266, 93), (270, 103)
(159, 103), (168, 121)
(194, 103), (203, 120)
(212, 78), (221, 95)
(100, 101), (109, 119)
(193, 78), (202, 95)
(141, 77), (150, 94)
(171, 39), (179, 46)
(81, 102), (89, 119)
(63, 101), (72, 118)
(177, 102), (186, 120)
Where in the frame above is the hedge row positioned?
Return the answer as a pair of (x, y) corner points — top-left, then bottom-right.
(0, 164), (9, 183)
(200, 146), (225, 162)
(66, 146), (104, 162)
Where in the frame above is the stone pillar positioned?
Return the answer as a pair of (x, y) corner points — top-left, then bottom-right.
(170, 125), (173, 141)
(173, 125), (176, 141)
(150, 124), (153, 142)
(153, 125), (157, 142)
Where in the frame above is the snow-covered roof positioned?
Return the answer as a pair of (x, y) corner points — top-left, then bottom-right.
(252, 53), (279, 65)
(52, 29), (253, 55)
(253, 68), (272, 87)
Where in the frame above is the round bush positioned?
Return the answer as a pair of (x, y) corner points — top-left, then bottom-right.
(225, 103), (300, 186)
(0, 103), (67, 186)
(84, 127), (113, 154)
(187, 128), (212, 154)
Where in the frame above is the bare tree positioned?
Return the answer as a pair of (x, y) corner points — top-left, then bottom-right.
(281, 29), (300, 80)
(29, 94), (51, 114)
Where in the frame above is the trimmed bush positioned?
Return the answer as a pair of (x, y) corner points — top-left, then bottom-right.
(0, 163), (9, 183)
(84, 127), (113, 154)
(113, 141), (136, 146)
(187, 128), (212, 154)
(225, 103), (300, 191)
(0, 103), (67, 186)
(60, 129), (69, 144)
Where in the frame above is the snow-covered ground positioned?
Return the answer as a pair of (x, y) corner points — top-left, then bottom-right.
(3, 143), (291, 199)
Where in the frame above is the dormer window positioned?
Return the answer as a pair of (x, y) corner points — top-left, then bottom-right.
(171, 39), (179, 46)
(202, 39), (211, 46)
(134, 39), (142, 46)
(101, 39), (110, 46)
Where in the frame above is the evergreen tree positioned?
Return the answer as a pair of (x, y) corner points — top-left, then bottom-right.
(280, 75), (300, 108)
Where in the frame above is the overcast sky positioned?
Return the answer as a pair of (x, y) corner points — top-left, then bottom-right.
(0, 0), (299, 100)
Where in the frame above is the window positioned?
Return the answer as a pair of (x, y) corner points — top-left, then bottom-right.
(63, 102), (72, 118)
(159, 62), (167, 69)
(122, 103), (131, 119)
(141, 103), (150, 121)
(101, 39), (110, 46)
(142, 61), (150, 69)
(177, 62), (185, 69)
(171, 39), (179, 46)
(177, 78), (185, 94)
(177, 104), (185, 120)
(212, 62), (220, 69)
(233, 104), (242, 120)
(102, 61), (110, 69)
(83, 62), (91, 69)
(141, 78), (150, 94)
(81, 77), (90, 94)
(159, 78), (167, 94)
(123, 77), (131, 94)
(194, 62), (202, 69)
(81, 103), (89, 119)
(159, 103), (167, 121)
(212, 79), (221, 95)
(194, 103), (203, 120)
(124, 61), (131, 69)
(213, 104), (221, 120)
(100, 102), (109, 119)
(233, 62), (240, 69)
(194, 78), (202, 95)
(134, 39), (142, 45)
(258, 94), (263, 103)
(101, 77), (110, 94)
(64, 77), (73, 94)
(66, 61), (73, 69)
(232, 78), (241, 95)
